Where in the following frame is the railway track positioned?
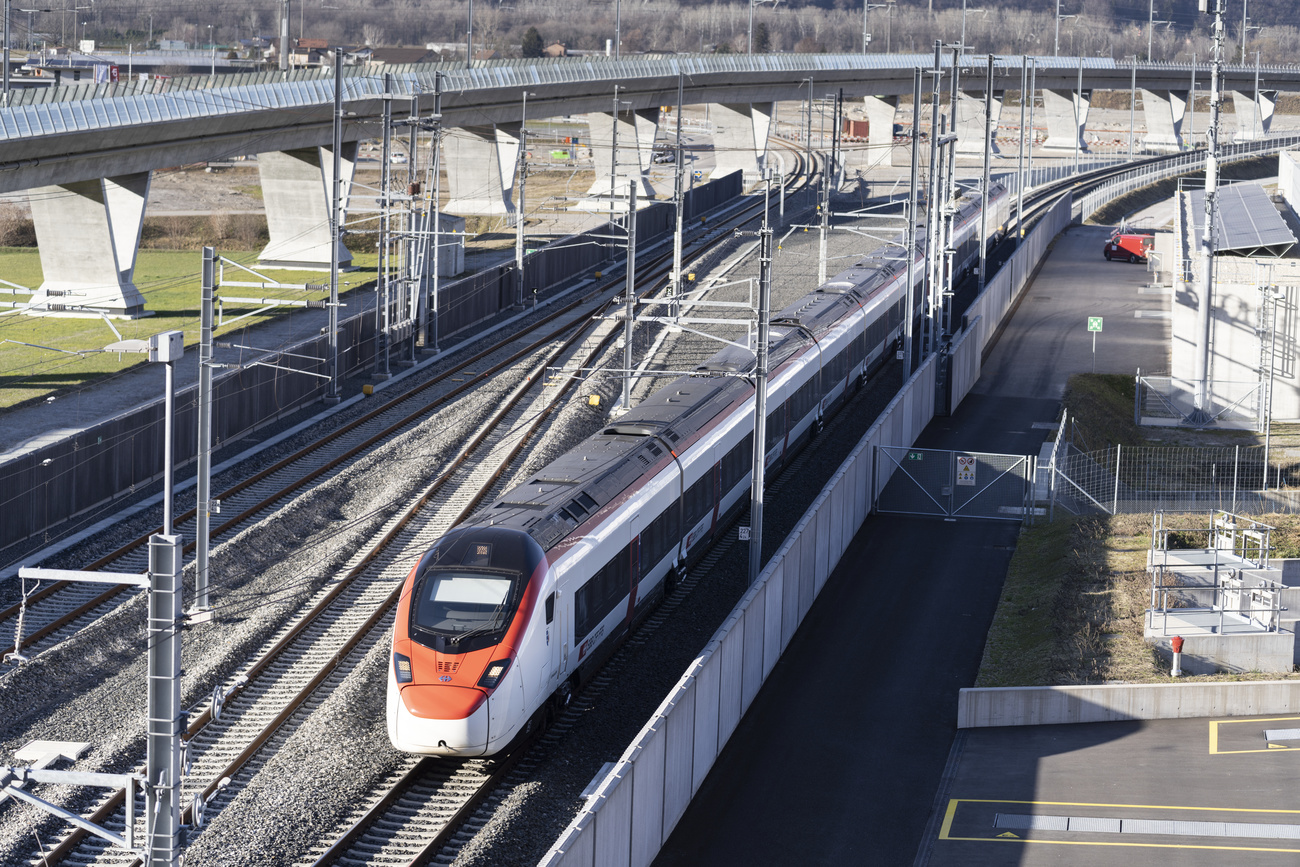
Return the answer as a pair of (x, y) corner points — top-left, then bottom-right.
(0, 145), (813, 679)
(18, 147), (815, 867)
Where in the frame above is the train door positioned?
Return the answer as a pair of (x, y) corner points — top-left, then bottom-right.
(627, 529), (640, 621)
(556, 587), (568, 679)
(542, 589), (557, 690)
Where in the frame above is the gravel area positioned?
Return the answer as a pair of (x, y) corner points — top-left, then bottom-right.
(0, 180), (921, 866)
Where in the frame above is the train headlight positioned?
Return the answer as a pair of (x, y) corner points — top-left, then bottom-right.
(477, 659), (511, 690)
(393, 652), (414, 684)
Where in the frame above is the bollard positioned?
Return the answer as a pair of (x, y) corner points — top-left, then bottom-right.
(1171, 635), (1184, 677)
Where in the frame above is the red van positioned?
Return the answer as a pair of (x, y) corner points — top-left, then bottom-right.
(1104, 231), (1154, 263)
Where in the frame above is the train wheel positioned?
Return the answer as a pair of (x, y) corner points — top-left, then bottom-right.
(665, 566), (681, 596)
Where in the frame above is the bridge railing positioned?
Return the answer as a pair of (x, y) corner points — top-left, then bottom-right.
(1075, 128), (1300, 222)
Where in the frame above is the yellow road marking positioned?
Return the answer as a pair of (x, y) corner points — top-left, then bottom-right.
(1210, 716), (1300, 755)
(939, 799), (1300, 854)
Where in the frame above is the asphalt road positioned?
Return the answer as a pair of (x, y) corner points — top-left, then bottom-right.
(652, 214), (1170, 865)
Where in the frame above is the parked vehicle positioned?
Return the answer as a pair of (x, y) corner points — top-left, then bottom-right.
(1104, 230), (1154, 263)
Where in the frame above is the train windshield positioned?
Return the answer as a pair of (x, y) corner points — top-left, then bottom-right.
(410, 568), (523, 651)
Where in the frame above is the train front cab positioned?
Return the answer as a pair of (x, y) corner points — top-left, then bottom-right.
(389, 527), (550, 756)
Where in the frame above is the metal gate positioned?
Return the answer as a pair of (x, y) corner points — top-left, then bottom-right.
(874, 446), (1036, 521)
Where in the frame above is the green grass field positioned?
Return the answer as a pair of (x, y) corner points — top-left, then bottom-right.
(0, 248), (378, 411)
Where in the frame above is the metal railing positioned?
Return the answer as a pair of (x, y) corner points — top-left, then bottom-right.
(1076, 129), (1300, 221)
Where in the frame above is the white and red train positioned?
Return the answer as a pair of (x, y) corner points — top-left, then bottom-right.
(388, 183), (1010, 756)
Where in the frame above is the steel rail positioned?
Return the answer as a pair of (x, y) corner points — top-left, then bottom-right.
(34, 153), (812, 867)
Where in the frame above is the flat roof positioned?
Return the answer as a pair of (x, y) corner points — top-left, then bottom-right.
(1188, 182), (1297, 258)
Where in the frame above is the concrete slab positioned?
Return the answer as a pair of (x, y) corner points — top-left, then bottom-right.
(922, 715), (1300, 866)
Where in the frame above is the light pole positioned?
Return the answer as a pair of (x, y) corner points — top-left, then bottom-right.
(1054, 0), (1075, 56)
(1148, 4), (1172, 61)
(961, 0), (985, 50)
(864, 3), (886, 54)
(515, 90), (535, 308)
(749, 0), (776, 55)
(465, 0), (473, 67)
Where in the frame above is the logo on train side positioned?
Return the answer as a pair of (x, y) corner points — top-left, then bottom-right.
(439, 675), (452, 682)
(578, 624), (606, 660)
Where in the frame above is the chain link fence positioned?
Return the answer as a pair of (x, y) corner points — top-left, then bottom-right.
(1135, 376), (1263, 429)
(1052, 442), (1300, 516)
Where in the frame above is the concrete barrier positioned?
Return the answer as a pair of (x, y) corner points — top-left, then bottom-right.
(958, 680), (1300, 728)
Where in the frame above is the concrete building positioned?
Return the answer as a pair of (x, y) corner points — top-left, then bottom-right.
(1168, 155), (1300, 425)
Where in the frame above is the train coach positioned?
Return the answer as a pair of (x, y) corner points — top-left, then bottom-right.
(387, 182), (1009, 756)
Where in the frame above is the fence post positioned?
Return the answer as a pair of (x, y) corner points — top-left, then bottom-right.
(1233, 445), (1239, 513)
(1113, 443), (1122, 515)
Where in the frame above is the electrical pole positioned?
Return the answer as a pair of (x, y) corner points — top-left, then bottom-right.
(326, 52), (343, 403)
(609, 85), (621, 227)
(805, 76), (814, 216)
(1016, 54), (1026, 248)
(926, 41), (943, 356)
(1074, 56), (1083, 175)
(195, 249), (215, 613)
(278, 0), (289, 71)
(515, 90), (529, 308)
(979, 54), (993, 290)
(377, 72), (393, 379)
(4, 0), (12, 105)
(749, 217), (772, 585)
(621, 182), (637, 410)
(1129, 58), (1136, 161)
(818, 90), (840, 285)
(465, 0), (473, 68)
(430, 72), (443, 353)
(1191, 0), (1225, 424)
(671, 72), (685, 321)
(906, 66), (921, 376)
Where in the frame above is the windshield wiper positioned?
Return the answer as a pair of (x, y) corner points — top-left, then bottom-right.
(448, 601), (508, 645)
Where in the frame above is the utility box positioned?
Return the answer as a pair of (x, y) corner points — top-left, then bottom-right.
(148, 330), (184, 363)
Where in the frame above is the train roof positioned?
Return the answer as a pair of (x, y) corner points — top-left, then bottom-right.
(473, 372), (754, 551)
(466, 201), (961, 551)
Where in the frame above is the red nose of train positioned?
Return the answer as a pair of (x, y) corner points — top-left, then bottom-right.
(388, 644), (513, 756)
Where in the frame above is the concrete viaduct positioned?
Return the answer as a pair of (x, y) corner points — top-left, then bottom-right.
(2, 52), (1296, 315)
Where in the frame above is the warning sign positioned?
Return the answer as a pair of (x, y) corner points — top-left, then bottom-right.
(956, 455), (976, 486)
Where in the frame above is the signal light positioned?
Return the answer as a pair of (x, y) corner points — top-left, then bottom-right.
(478, 659), (511, 689)
(393, 652), (413, 683)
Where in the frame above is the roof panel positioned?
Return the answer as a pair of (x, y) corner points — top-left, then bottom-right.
(1189, 183), (1297, 257)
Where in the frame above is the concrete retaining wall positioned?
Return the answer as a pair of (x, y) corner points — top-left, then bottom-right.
(958, 680), (1300, 728)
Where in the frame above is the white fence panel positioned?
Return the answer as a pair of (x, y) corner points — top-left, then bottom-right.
(781, 533), (802, 647)
(661, 680), (696, 830)
(691, 656), (720, 793)
(740, 583), (766, 711)
(716, 619), (745, 744)
(543, 812), (595, 867)
(592, 765), (634, 867)
(762, 562), (784, 677)
(629, 720), (667, 867)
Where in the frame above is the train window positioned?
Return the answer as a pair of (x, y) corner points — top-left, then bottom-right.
(545, 592), (555, 624)
(685, 475), (712, 526)
(410, 569), (523, 651)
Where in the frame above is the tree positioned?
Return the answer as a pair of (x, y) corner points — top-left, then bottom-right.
(754, 22), (770, 53)
(522, 26), (544, 57)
